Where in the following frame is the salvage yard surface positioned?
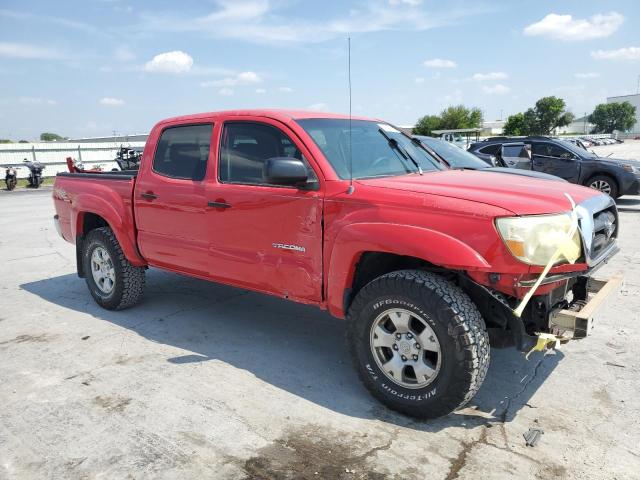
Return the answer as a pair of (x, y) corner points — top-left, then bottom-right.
(1, 174), (640, 478)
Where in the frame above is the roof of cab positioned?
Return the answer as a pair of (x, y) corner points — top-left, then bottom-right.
(158, 109), (379, 125)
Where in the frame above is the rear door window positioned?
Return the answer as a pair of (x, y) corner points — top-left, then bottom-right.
(153, 124), (213, 181)
(479, 144), (500, 155)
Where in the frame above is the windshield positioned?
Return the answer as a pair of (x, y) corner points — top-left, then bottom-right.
(296, 119), (443, 179)
(415, 136), (489, 169)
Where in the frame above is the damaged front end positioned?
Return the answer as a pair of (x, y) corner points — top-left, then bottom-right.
(462, 193), (623, 354)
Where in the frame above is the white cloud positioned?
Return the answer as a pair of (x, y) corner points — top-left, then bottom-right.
(482, 84), (510, 95)
(472, 71), (507, 81)
(114, 46), (135, 62)
(144, 50), (193, 73)
(200, 71), (262, 87)
(0, 42), (65, 60)
(255, 88), (267, 94)
(388, 0), (422, 5)
(140, 1), (492, 45)
(278, 87), (293, 92)
(307, 102), (330, 111)
(99, 97), (125, 106)
(423, 58), (456, 68)
(591, 46), (640, 61)
(523, 12), (623, 41)
(574, 72), (599, 78)
(18, 97), (57, 105)
(414, 77), (425, 84)
(218, 88), (234, 96)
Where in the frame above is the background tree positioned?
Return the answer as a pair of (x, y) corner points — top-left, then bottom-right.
(438, 105), (483, 130)
(0, 139), (13, 143)
(40, 132), (66, 141)
(503, 112), (526, 136)
(589, 102), (637, 133)
(526, 96), (574, 134)
(413, 115), (441, 135)
(413, 105), (483, 136)
(18, 140), (29, 143)
(503, 96), (573, 135)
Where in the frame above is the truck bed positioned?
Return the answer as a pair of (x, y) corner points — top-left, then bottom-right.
(53, 171), (141, 265)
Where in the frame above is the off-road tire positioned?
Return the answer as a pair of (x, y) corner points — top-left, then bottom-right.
(347, 270), (490, 419)
(82, 227), (145, 310)
(586, 174), (619, 199)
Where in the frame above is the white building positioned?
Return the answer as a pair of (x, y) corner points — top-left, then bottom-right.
(481, 120), (505, 136)
(606, 93), (640, 134)
(556, 115), (594, 135)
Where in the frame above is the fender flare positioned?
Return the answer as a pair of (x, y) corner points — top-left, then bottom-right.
(326, 223), (490, 318)
(72, 192), (146, 266)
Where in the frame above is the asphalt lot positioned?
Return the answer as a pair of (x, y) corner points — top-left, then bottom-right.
(1, 184), (639, 478)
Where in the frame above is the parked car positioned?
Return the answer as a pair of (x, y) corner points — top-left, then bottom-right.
(469, 136), (640, 198)
(414, 136), (564, 182)
(53, 110), (621, 419)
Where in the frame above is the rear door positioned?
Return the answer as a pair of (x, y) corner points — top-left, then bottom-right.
(134, 123), (214, 276)
(500, 142), (531, 169)
(205, 118), (324, 303)
(531, 142), (580, 182)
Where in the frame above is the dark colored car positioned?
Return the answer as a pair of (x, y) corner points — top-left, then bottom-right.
(414, 136), (564, 182)
(468, 136), (640, 198)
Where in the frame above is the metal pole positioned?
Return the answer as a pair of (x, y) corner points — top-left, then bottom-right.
(31, 145), (36, 162)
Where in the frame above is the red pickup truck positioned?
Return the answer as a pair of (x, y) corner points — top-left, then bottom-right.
(53, 109), (621, 419)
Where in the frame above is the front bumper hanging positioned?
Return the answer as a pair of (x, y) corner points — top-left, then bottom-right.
(549, 274), (623, 339)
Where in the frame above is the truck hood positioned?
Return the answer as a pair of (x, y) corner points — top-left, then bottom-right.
(359, 170), (601, 216)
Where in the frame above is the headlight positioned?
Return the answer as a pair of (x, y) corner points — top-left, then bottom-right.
(496, 214), (582, 266)
(620, 164), (640, 174)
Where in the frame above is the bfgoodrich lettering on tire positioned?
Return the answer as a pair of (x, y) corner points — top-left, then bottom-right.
(347, 270), (490, 419)
(82, 227), (145, 310)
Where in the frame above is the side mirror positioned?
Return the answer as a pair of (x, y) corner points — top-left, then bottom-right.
(489, 155), (498, 167)
(265, 157), (308, 186)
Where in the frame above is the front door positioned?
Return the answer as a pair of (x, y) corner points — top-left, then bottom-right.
(531, 142), (580, 182)
(134, 123), (214, 276)
(206, 119), (324, 303)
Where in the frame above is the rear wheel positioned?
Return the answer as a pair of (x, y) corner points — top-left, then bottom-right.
(587, 175), (618, 198)
(82, 227), (145, 310)
(347, 270), (490, 419)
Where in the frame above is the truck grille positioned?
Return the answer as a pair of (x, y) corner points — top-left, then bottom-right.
(576, 195), (618, 266)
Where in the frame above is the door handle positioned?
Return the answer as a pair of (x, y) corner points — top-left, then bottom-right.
(141, 192), (158, 200)
(207, 201), (231, 209)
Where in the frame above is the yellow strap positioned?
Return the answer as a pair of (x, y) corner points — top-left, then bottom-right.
(513, 193), (580, 318)
(525, 333), (561, 359)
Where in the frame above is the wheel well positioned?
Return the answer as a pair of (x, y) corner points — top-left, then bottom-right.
(346, 252), (449, 311)
(76, 213), (109, 278)
(81, 212), (108, 235)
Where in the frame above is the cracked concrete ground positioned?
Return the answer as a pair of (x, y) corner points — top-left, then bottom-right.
(1, 185), (639, 479)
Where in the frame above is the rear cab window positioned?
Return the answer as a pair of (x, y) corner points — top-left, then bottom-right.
(152, 124), (213, 181)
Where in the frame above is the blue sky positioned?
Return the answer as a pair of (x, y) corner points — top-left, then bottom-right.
(1, 0), (639, 140)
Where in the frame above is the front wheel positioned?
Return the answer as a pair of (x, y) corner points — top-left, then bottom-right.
(587, 174), (618, 198)
(347, 270), (490, 419)
(82, 227), (145, 310)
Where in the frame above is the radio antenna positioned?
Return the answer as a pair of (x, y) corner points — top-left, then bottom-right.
(347, 36), (354, 194)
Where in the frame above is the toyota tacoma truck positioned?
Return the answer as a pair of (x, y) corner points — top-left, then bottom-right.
(52, 110), (622, 419)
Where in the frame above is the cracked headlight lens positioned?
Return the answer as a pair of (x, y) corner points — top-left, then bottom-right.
(496, 214), (582, 266)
